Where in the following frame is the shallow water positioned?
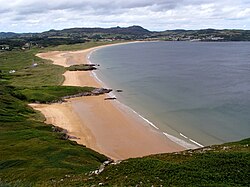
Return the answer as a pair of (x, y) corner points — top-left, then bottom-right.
(90, 41), (250, 146)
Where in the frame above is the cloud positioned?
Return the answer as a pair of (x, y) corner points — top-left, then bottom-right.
(0, 0), (249, 32)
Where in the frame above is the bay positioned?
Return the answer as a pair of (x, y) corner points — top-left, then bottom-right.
(90, 41), (250, 146)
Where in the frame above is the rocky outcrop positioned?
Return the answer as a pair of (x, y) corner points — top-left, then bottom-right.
(67, 64), (100, 71)
(33, 88), (113, 104)
(91, 88), (112, 95)
(52, 125), (80, 140)
(62, 88), (112, 100)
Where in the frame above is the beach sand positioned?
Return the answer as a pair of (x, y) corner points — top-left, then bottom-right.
(31, 43), (185, 160)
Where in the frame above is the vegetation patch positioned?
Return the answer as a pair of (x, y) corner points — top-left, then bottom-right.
(0, 49), (65, 87)
(85, 138), (250, 186)
(66, 64), (97, 71)
(12, 86), (94, 103)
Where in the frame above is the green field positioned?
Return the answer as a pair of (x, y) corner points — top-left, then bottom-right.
(0, 49), (65, 87)
(0, 42), (249, 186)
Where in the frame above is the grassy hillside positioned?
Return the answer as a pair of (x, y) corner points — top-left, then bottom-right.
(0, 84), (108, 186)
(85, 138), (250, 186)
(0, 43), (113, 186)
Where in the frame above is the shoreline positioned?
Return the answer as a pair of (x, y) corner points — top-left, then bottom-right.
(32, 42), (187, 160)
(88, 43), (202, 149)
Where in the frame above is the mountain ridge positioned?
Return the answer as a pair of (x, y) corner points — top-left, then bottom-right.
(0, 25), (151, 38)
(1, 25), (250, 38)
(1, 26), (250, 50)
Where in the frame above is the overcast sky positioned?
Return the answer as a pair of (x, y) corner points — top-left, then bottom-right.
(0, 0), (250, 33)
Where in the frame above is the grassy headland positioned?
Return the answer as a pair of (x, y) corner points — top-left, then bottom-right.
(12, 86), (95, 103)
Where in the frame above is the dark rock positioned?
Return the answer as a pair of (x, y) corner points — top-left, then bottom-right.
(68, 135), (80, 140)
(53, 126), (68, 134)
(91, 88), (112, 95)
(60, 133), (70, 140)
(116, 89), (123, 92)
(104, 97), (117, 100)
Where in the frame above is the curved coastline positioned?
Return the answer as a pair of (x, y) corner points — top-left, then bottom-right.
(89, 44), (202, 149)
(31, 42), (195, 161)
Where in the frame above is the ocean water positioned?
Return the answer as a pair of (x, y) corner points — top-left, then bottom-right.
(90, 41), (250, 147)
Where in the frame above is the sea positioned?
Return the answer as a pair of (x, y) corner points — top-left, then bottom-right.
(89, 41), (250, 148)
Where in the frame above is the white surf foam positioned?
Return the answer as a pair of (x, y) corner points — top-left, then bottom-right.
(180, 133), (188, 139)
(163, 132), (198, 149)
(179, 132), (204, 148)
(189, 138), (204, 148)
(116, 101), (159, 130)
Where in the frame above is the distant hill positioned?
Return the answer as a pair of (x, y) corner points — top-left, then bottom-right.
(1, 26), (250, 50)
(152, 28), (250, 41)
(0, 32), (19, 39)
(59, 25), (151, 35)
(0, 26), (151, 39)
(14, 25), (151, 39)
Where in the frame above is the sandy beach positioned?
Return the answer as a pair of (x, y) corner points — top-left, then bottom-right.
(31, 43), (185, 160)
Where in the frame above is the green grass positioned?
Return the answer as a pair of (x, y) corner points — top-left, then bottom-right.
(9, 64), (65, 87)
(84, 138), (250, 187)
(0, 49), (65, 87)
(0, 50), (43, 72)
(12, 86), (94, 103)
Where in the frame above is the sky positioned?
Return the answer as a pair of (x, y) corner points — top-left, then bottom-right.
(0, 0), (250, 33)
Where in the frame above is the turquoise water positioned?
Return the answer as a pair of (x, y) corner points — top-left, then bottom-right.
(90, 41), (250, 147)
